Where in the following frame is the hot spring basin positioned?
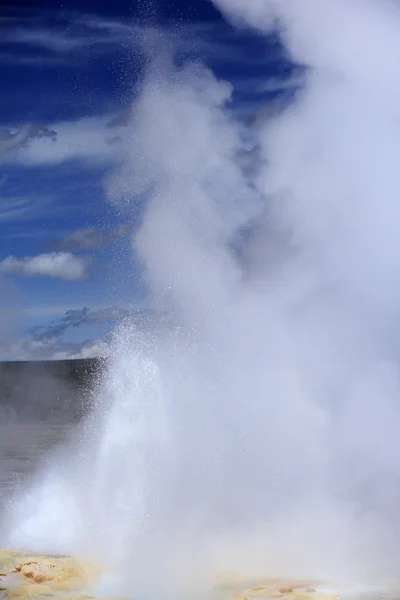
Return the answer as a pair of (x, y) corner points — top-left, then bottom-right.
(0, 550), (124, 599)
(0, 550), (398, 600)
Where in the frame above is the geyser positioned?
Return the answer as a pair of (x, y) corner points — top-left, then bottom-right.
(3, 0), (400, 597)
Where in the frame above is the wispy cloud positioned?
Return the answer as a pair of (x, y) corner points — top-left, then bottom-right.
(46, 224), (130, 253)
(0, 124), (57, 160)
(0, 252), (91, 281)
(0, 196), (45, 223)
(0, 173), (54, 225)
(0, 11), (281, 74)
(0, 301), (153, 360)
(7, 29), (89, 53)
(1, 13), (132, 59)
(0, 52), (74, 67)
(233, 72), (306, 95)
(0, 303), (138, 361)
(2, 116), (121, 166)
(29, 306), (138, 342)
(0, 334), (110, 361)
(0, 167), (102, 227)
(74, 14), (131, 35)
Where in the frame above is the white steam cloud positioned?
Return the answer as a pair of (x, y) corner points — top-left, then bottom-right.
(4, 0), (400, 596)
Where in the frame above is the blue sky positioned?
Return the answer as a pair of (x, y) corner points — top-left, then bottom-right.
(0, 0), (298, 360)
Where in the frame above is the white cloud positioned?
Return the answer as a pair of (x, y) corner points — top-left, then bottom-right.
(0, 252), (90, 281)
(0, 124), (56, 161)
(9, 116), (121, 166)
(0, 335), (110, 361)
(52, 339), (110, 360)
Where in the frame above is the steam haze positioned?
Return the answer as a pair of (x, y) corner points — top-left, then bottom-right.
(4, 0), (400, 596)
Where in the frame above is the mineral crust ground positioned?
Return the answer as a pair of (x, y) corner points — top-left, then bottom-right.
(0, 550), (397, 600)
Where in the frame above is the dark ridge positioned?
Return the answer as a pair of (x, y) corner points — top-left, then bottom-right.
(0, 358), (107, 423)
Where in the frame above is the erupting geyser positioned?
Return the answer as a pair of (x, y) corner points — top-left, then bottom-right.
(3, 0), (400, 598)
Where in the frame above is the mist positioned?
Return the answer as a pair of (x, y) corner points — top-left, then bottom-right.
(3, 0), (400, 596)
(0, 359), (99, 423)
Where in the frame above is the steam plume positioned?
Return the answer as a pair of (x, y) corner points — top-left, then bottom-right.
(4, 0), (400, 595)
